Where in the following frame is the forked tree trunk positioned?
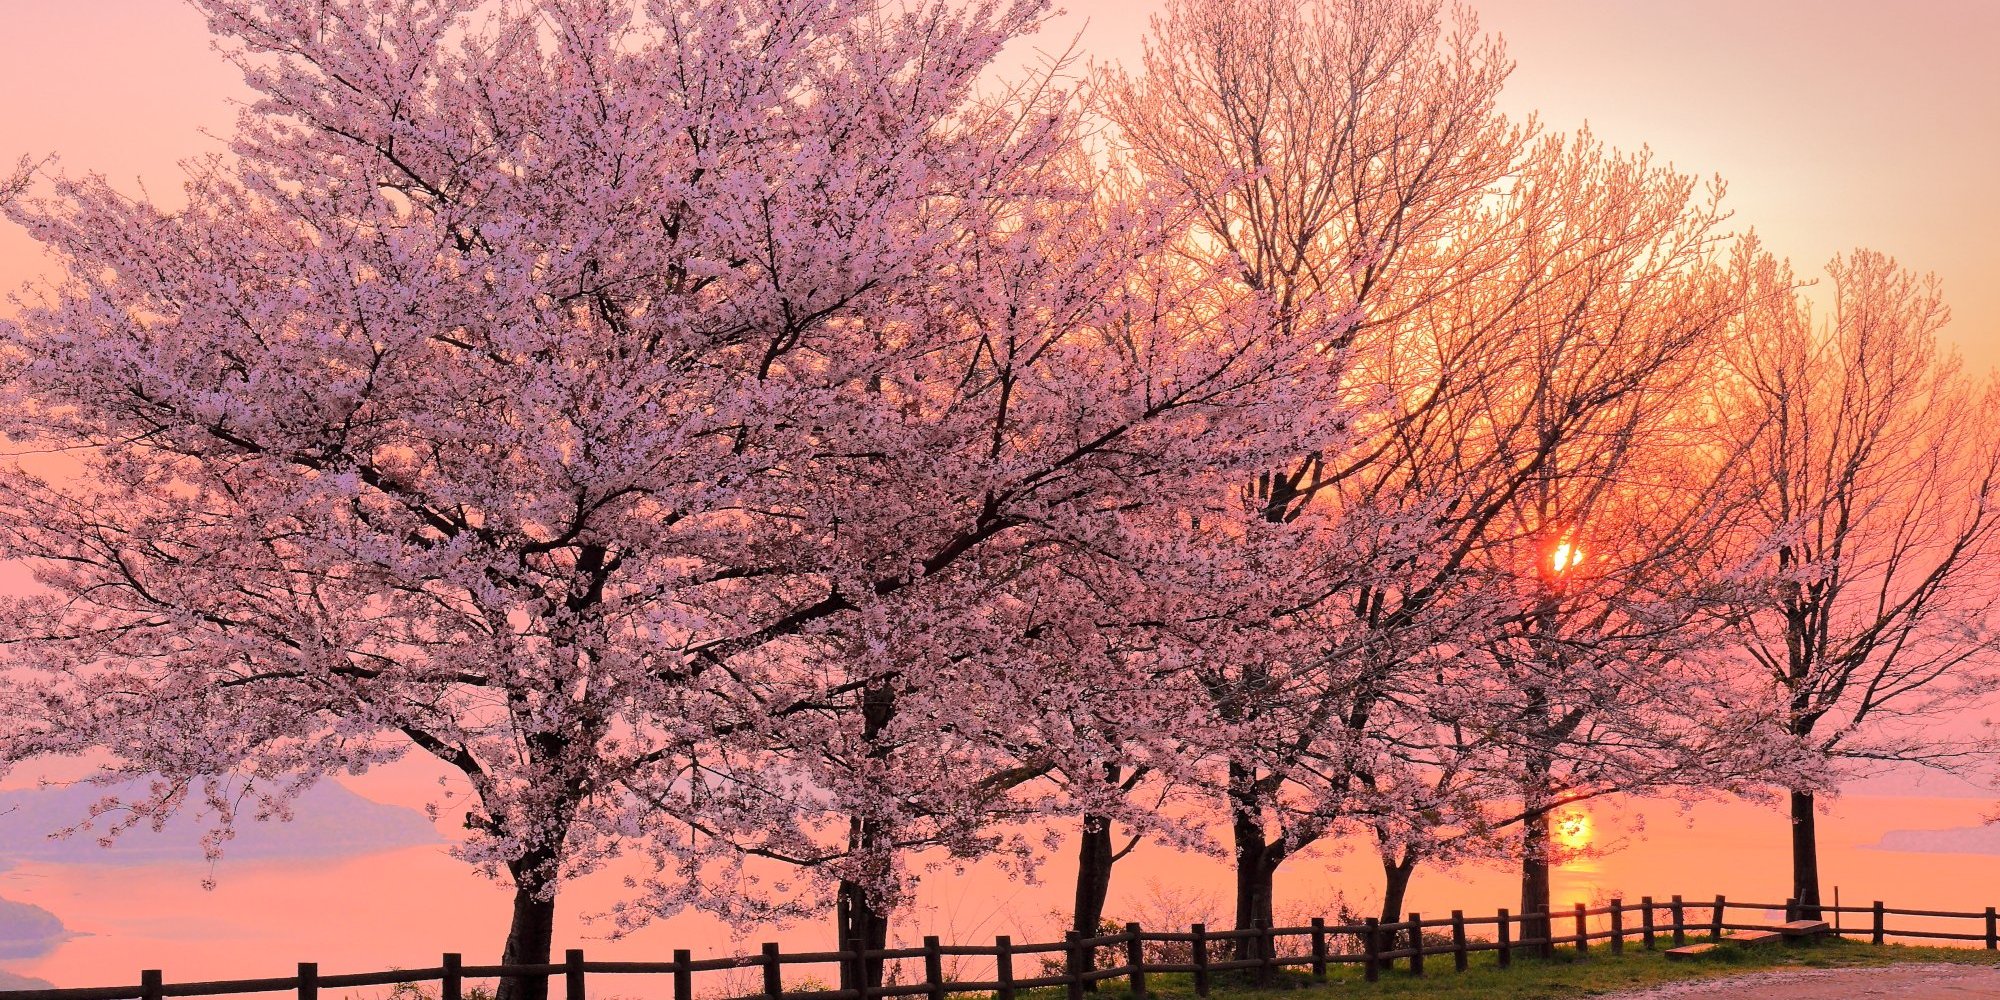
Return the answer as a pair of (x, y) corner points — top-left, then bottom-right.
(1377, 851), (1419, 972)
(1378, 852), (1418, 926)
(1790, 788), (1823, 920)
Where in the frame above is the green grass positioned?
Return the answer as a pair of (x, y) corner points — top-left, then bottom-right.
(1037, 937), (2000, 1000)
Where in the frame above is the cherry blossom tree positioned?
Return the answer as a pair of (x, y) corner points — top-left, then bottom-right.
(1363, 139), (1762, 938)
(1722, 246), (2000, 919)
(645, 173), (1362, 979)
(1101, 0), (1777, 945)
(3, 0), (1982, 979)
(1384, 340), (1795, 937)
(1100, 0), (1527, 944)
(0, 0), (1096, 986)
(0, 0), (1359, 989)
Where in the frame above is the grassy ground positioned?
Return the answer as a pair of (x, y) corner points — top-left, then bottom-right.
(1056, 937), (2000, 1000)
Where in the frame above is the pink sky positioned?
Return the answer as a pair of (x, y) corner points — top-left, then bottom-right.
(4, 0), (1994, 362)
(0, 2), (1997, 986)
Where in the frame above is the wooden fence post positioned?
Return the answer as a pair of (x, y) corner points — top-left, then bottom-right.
(764, 944), (785, 1000)
(995, 936), (1016, 1000)
(1125, 923), (1146, 1000)
(923, 936), (944, 1000)
(1987, 908), (1997, 951)
(1308, 918), (1326, 981)
(1362, 918), (1380, 983)
(1190, 923), (1211, 997)
(122, 901), (1986, 1000)
(1065, 930), (1086, 1000)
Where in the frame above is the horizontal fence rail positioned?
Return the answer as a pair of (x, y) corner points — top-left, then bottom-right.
(7, 893), (1998, 1000)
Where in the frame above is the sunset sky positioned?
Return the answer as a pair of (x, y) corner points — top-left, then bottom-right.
(2, 2), (1999, 993)
(4, 0), (1997, 363)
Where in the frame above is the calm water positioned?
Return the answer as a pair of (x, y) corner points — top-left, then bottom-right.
(5, 782), (1996, 993)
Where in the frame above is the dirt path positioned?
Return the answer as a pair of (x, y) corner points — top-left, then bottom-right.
(1607, 963), (2000, 999)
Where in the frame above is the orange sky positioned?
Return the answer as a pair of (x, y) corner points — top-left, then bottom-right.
(2, 0), (1996, 364)
(0, 4), (1996, 981)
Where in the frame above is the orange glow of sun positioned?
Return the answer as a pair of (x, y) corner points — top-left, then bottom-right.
(1554, 811), (1591, 849)
(1550, 541), (1583, 574)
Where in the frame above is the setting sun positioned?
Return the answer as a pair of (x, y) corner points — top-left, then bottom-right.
(1551, 540), (1583, 575)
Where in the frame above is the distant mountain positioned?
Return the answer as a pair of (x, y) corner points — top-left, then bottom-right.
(0, 779), (441, 867)
(0, 897), (69, 960)
(0, 969), (56, 990)
(1872, 824), (2000, 855)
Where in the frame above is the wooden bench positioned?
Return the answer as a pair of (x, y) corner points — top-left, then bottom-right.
(1780, 920), (1831, 938)
(1664, 943), (1721, 960)
(1668, 928), (1787, 961)
(1722, 930), (1783, 946)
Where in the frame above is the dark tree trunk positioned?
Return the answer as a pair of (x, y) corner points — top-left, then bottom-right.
(1519, 747), (1554, 953)
(1782, 615), (1828, 921)
(488, 550), (607, 1000)
(488, 734), (580, 1000)
(1378, 853), (1417, 926)
(1229, 794), (1281, 959)
(1790, 788), (1823, 920)
(1074, 811), (1116, 938)
(837, 877), (892, 989)
(497, 852), (559, 1000)
(1517, 670), (1557, 955)
(836, 679), (899, 990)
(1072, 812), (1120, 992)
(1519, 811), (1552, 951)
(1376, 851), (1419, 972)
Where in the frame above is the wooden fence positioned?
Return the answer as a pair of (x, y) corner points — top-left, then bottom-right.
(7, 893), (1999, 1000)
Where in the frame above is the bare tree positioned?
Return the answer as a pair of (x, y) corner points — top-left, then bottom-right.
(1340, 131), (1778, 937)
(1725, 246), (2000, 918)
